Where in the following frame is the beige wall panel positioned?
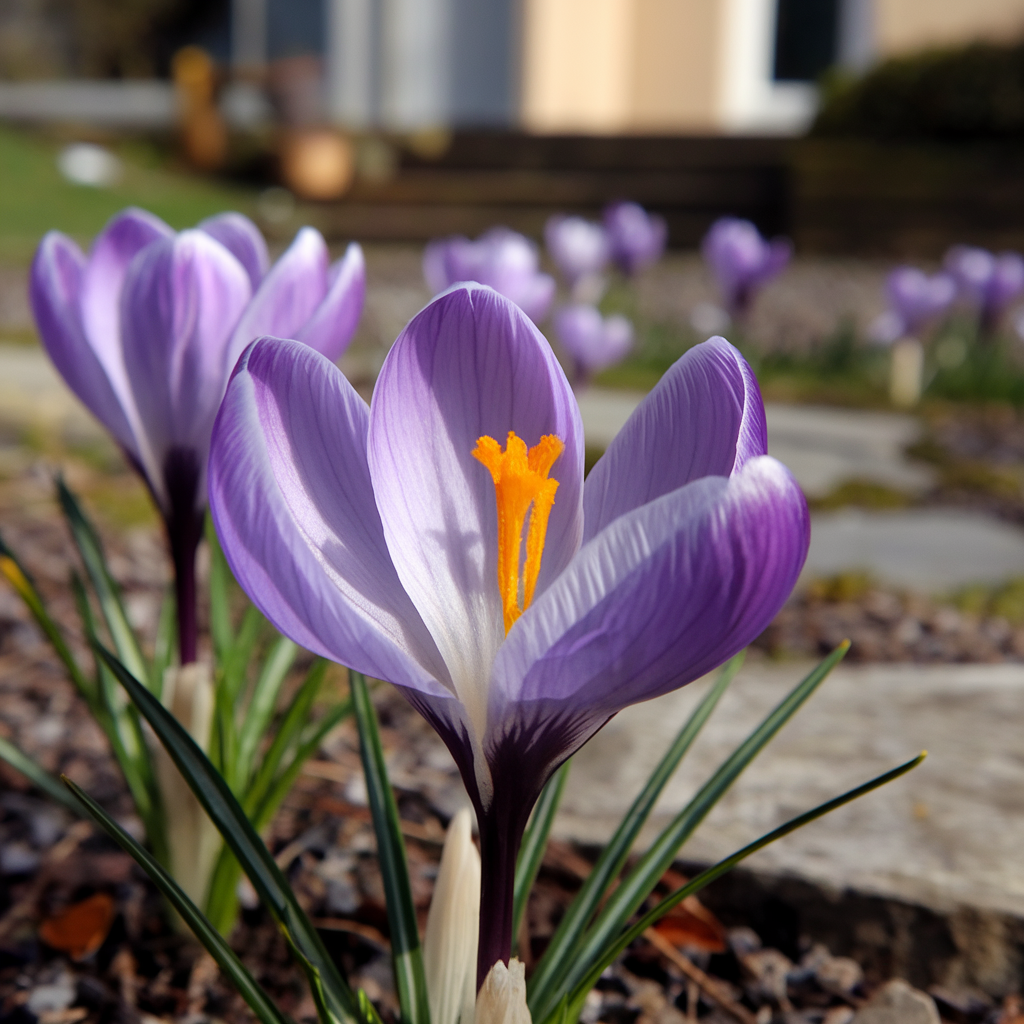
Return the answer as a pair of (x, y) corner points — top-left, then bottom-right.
(875, 0), (1024, 54)
(521, 0), (635, 132)
(630, 0), (722, 131)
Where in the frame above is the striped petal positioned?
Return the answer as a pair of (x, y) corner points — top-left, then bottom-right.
(296, 242), (366, 361)
(583, 337), (767, 540)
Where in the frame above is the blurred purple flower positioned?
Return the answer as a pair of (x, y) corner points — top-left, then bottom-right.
(554, 304), (633, 383)
(423, 227), (556, 322)
(603, 202), (667, 275)
(701, 217), (791, 319)
(544, 215), (610, 286)
(208, 284), (809, 981)
(30, 207), (365, 661)
(944, 245), (1024, 334)
(870, 266), (956, 344)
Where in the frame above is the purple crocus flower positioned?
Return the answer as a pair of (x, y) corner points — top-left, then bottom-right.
(603, 201), (667, 276)
(424, 227), (555, 322)
(870, 266), (956, 344)
(544, 215), (610, 286)
(30, 207), (365, 662)
(944, 245), (1024, 335)
(701, 217), (791, 319)
(554, 303), (633, 383)
(208, 283), (808, 981)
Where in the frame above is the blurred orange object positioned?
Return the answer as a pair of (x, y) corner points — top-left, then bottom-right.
(39, 892), (115, 960)
(172, 46), (228, 171)
(653, 895), (728, 954)
(280, 130), (354, 201)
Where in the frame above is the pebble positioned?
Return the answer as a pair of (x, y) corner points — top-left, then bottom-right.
(26, 974), (77, 1015)
(850, 979), (940, 1024)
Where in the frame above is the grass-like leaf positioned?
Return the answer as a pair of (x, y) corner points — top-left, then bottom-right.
(62, 776), (295, 1024)
(236, 636), (298, 789)
(151, 590), (176, 699)
(95, 644), (364, 1024)
(513, 760), (570, 949)
(351, 672), (431, 1024)
(0, 738), (85, 816)
(530, 643), (848, 1021)
(528, 652), (742, 1010)
(549, 751), (927, 1024)
(0, 537), (94, 703)
(58, 478), (149, 687)
(207, 515), (235, 662)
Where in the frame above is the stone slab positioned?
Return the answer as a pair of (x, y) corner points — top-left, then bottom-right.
(576, 388), (934, 498)
(804, 508), (1024, 589)
(556, 661), (1024, 919)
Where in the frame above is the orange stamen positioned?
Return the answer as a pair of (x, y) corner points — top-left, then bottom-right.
(472, 430), (565, 633)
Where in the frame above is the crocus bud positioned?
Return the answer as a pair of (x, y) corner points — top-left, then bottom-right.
(476, 959), (531, 1024)
(424, 808), (481, 1024)
(155, 663), (220, 911)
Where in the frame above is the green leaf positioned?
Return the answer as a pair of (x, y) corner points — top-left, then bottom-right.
(243, 660), (328, 819)
(0, 535), (94, 704)
(236, 636), (298, 789)
(207, 514), (235, 662)
(351, 673), (431, 1024)
(549, 751), (926, 1024)
(62, 777), (295, 1024)
(72, 572), (166, 862)
(531, 643), (849, 1022)
(221, 605), (264, 705)
(95, 644), (364, 1024)
(0, 738), (85, 816)
(528, 652), (741, 1009)
(513, 761), (570, 950)
(151, 589), (176, 698)
(57, 478), (148, 687)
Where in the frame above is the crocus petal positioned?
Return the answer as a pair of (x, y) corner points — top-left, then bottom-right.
(198, 212), (269, 290)
(30, 232), (141, 457)
(296, 242), (366, 361)
(78, 207), (173, 416)
(424, 239), (454, 293)
(583, 336), (766, 540)
(367, 284), (584, 742)
(229, 226), (329, 353)
(209, 336), (453, 698)
(489, 456), (808, 778)
(121, 230), (251, 503)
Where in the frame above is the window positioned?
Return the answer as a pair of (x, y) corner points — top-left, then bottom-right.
(773, 0), (839, 82)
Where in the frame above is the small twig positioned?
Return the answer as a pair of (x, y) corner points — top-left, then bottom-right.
(644, 927), (757, 1024)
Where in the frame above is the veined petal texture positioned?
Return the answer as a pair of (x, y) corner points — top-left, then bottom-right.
(120, 230), (251, 499)
(198, 212), (270, 290)
(209, 336), (452, 697)
(491, 455), (808, 758)
(584, 337), (767, 540)
(296, 242), (366, 361)
(229, 226), (329, 353)
(30, 232), (141, 458)
(78, 207), (173, 422)
(367, 285), (584, 739)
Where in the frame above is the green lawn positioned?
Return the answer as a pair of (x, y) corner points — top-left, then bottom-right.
(0, 124), (260, 264)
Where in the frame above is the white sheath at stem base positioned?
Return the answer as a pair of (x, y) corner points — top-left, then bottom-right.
(155, 662), (221, 914)
(424, 807), (481, 1024)
(476, 959), (532, 1024)
(890, 337), (924, 408)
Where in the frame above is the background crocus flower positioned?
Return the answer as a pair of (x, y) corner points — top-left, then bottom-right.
(554, 303), (633, 384)
(424, 227), (555, 322)
(544, 215), (610, 288)
(944, 244), (1024, 335)
(208, 285), (809, 982)
(869, 266), (956, 345)
(701, 216), (791, 319)
(30, 207), (365, 661)
(603, 201), (667, 276)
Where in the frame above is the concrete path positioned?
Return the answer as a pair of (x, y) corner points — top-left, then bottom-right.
(577, 388), (934, 498)
(556, 660), (1024, 919)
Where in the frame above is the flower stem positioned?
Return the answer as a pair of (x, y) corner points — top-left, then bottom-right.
(163, 449), (204, 666)
(477, 805), (520, 989)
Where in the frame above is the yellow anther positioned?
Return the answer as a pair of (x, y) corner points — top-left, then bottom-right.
(473, 430), (565, 633)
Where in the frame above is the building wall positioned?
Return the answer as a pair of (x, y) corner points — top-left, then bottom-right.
(874, 0), (1024, 55)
